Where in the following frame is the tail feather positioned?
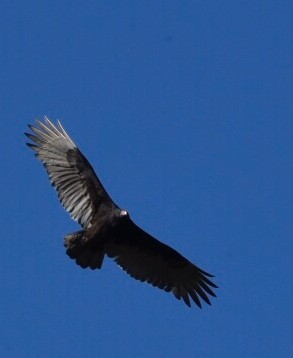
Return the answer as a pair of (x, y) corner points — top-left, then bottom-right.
(64, 230), (105, 269)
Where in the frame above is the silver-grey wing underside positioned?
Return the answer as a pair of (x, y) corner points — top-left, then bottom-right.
(25, 117), (116, 228)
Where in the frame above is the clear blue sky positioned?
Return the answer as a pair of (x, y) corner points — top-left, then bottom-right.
(1, 1), (292, 357)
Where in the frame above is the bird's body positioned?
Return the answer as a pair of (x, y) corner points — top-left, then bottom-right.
(25, 117), (217, 309)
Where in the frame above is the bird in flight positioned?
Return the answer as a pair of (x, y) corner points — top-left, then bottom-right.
(25, 117), (217, 309)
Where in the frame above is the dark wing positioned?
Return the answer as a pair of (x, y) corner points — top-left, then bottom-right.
(25, 117), (116, 229)
(105, 218), (217, 308)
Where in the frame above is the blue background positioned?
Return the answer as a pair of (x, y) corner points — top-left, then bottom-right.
(1, 1), (292, 357)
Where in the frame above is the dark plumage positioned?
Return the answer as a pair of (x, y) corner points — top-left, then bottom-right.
(25, 117), (217, 309)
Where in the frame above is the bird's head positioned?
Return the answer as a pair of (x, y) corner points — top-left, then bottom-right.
(115, 208), (129, 218)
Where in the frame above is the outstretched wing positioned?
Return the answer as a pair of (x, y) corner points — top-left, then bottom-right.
(25, 117), (116, 229)
(105, 219), (217, 308)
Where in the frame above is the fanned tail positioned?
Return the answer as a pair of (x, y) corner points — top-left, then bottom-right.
(64, 230), (105, 269)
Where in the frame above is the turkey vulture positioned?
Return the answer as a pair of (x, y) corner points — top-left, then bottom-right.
(25, 117), (217, 309)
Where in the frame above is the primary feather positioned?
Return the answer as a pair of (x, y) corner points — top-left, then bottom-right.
(25, 117), (217, 309)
